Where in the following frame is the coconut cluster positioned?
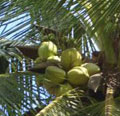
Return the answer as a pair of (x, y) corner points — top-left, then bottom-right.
(36, 41), (100, 97)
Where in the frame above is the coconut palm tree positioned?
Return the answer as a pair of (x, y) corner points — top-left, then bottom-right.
(0, 0), (120, 116)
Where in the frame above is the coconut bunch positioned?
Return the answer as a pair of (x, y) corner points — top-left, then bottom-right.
(35, 41), (100, 97)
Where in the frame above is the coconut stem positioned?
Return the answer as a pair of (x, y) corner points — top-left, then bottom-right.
(35, 96), (63, 116)
(105, 87), (115, 116)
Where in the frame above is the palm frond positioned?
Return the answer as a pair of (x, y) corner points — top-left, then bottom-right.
(0, 38), (24, 61)
(0, 0), (102, 58)
(0, 1), (85, 45)
(36, 89), (90, 116)
(35, 87), (120, 116)
(0, 71), (53, 116)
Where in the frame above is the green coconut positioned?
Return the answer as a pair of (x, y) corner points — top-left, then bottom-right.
(38, 41), (57, 60)
(43, 80), (59, 95)
(35, 57), (43, 63)
(61, 48), (82, 71)
(36, 74), (45, 87)
(56, 83), (73, 97)
(45, 66), (66, 84)
(81, 63), (100, 76)
(47, 55), (61, 63)
(67, 66), (89, 86)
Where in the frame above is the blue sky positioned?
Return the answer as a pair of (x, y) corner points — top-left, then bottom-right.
(0, 13), (30, 40)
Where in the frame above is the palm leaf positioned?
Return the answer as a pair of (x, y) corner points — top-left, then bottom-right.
(0, 72), (53, 116)
(35, 89), (94, 116)
(0, 1), (85, 44)
(35, 88), (120, 116)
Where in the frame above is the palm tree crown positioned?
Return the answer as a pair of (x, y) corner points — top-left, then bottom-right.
(0, 0), (120, 116)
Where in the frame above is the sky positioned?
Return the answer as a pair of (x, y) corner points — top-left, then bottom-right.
(0, 13), (30, 40)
